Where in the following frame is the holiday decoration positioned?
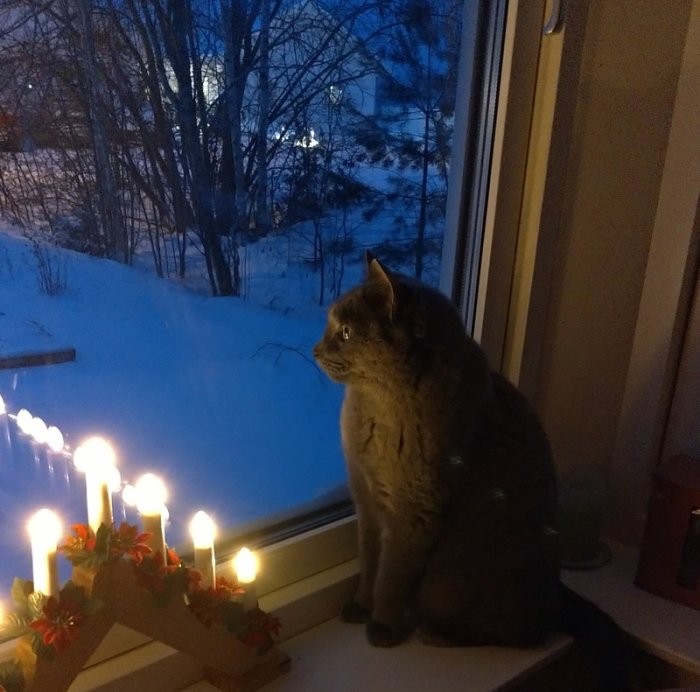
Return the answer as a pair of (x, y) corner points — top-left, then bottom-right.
(0, 397), (289, 692)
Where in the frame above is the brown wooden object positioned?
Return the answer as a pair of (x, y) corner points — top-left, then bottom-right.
(0, 348), (76, 370)
(16, 560), (290, 692)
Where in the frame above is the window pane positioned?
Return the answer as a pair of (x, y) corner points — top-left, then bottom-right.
(0, 0), (499, 596)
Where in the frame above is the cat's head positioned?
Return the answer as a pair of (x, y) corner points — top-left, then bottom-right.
(313, 252), (457, 385)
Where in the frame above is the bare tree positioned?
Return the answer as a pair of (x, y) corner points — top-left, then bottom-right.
(0, 0), (402, 300)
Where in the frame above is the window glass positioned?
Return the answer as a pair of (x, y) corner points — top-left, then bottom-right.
(0, 0), (499, 596)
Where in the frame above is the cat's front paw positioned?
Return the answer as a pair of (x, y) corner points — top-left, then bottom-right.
(341, 599), (371, 623)
(366, 620), (405, 647)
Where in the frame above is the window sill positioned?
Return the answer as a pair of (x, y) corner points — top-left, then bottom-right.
(6, 531), (698, 691)
(561, 541), (700, 677)
(183, 619), (571, 692)
(60, 547), (572, 692)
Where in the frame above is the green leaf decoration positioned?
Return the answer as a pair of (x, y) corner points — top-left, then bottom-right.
(0, 612), (31, 641)
(26, 592), (46, 622)
(70, 550), (105, 570)
(0, 659), (26, 692)
(10, 579), (32, 614)
(93, 523), (113, 560)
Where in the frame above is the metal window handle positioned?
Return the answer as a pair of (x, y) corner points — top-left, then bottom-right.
(543, 0), (563, 35)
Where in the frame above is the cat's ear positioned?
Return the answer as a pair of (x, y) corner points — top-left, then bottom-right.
(363, 249), (377, 276)
(365, 254), (395, 320)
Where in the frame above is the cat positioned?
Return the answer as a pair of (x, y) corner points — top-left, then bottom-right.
(313, 253), (628, 689)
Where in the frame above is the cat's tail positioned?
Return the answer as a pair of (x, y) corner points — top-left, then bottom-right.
(557, 581), (630, 691)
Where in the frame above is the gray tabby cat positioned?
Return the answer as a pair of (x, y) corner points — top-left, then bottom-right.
(314, 254), (627, 688)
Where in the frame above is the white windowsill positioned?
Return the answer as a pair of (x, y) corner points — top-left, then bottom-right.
(561, 542), (700, 677)
(183, 620), (570, 692)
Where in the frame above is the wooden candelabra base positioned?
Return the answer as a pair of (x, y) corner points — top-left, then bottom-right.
(15, 560), (290, 692)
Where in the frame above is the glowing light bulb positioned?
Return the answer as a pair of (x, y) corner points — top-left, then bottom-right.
(0, 394), (6, 415)
(73, 436), (116, 473)
(30, 416), (48, 444)
(46, 426), (64, 453)
(27, 508), (62, 597)
(16, 408), (33, 434)
(233, 547), (257, 584)
(107, 465), (122, 494)
(190, 511), (216, 549)
(122, 484), (138, 507)
(135, 473), (167, 559)
(135, 473), (167, 515)
(190, 511), (216, 588)
(233, 547), (258, 610)
(75, 437), (117, 532)
(28, 508), (62, 544)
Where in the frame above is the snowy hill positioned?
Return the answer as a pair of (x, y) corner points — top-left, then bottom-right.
(0, 230), (346, 594)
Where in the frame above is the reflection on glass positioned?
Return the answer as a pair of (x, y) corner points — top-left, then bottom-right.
(0, 0), (467, 594)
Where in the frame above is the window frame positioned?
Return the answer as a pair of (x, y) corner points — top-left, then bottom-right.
(5, 1), (639, 687)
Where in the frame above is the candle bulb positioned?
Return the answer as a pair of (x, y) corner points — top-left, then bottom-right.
(135, 473), (167, 561)
(233, 547), (258, 610)
(46, 425), (64, 454)
(28, 509), (62, 598)
(190, 511), (216, 589)
(74, 437), (117, 533)
(16, 408), (33, 434)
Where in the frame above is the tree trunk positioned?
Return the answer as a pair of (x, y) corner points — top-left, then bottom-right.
(254, 0), (271, 234)
(76, 0), (126, 261)
(169, 0), (234, 295)
(415, 106), (431, 280)
(222, 0), (249, 238)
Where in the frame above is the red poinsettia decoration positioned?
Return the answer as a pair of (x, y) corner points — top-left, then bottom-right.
(186, 577), (280, 652)
(188, 577), (243, 627)
(110, 522), (152, 564)
(29, 597), (87, 654)
(61, 524), (96, 555)
(241, 608), (282, 654)
(133, 548), (202, 605)
(59, 522), (153, 570)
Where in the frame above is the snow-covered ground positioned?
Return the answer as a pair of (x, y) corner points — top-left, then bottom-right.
(0, 229), (349, 596)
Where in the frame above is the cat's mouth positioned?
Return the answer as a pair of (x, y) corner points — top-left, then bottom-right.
(314, 355), (349, 382)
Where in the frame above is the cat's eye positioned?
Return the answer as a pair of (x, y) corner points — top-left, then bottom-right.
(340, 325), (352, 341)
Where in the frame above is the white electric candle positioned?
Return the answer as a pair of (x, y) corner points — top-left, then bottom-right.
(233, 547), (258, 610)
(46, 425), (64, 453)
(121, 483), (137, 508)
(16, 408), (33, 434)
(30, 417), (48, 444)
(27, 509), (62, 598)
(190, 511), (216, 588)
(74, 437), (117, 533)
(135, 473), (167, 560)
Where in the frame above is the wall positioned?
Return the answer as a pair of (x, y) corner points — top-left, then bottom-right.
(532, 1), (691, 478)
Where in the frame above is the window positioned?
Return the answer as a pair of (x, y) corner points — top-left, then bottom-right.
(0, 0), (509, 600)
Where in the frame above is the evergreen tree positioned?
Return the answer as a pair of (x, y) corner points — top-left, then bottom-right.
(363, 0), (462, 279)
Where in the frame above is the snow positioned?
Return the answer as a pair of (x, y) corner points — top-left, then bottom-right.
(0, 229), (348, 596)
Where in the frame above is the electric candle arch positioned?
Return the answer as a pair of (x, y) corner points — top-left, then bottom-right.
(0, 394), (288, 692)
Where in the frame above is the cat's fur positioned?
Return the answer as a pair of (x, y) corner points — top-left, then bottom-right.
(313, 254), (627, 688)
